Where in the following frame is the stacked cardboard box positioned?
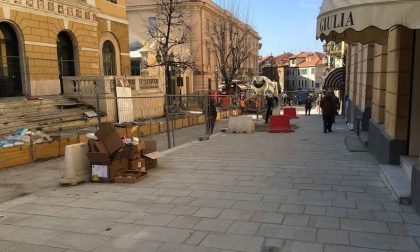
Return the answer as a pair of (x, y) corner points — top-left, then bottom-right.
(86, 123), (149, 183)
(142, 140), (161, 170)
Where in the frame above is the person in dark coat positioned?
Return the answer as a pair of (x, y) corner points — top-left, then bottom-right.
(206, 98), (217, 134)
(265, 93), (274, 123)
(304, 95), (313, 116)
(332, 92), (340, 123)
(320, 91), (337, 133)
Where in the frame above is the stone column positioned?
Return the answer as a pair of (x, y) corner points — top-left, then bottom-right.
(360, 43), (374, 111)
(348, 43), (359, 124)
(384, 26), (414, 141)
(409, 30), (420, 157)
(371, 44), (388, 124)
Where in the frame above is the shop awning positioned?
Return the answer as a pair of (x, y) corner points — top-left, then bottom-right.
(316, 0), (420, 44)
(323, 67), (344, 90)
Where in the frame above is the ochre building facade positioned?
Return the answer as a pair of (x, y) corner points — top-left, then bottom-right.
(0, 0), (130, 97)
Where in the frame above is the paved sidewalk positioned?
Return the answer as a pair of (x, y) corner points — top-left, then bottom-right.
(0, 120), (228, 204)
(0, 114), (419, 252)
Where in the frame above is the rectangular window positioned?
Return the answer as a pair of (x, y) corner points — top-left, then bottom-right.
(300, 69), (307, 75)
(149, 17), (157, 33)
(130, 59), (141, 76)
(311, 68), (315, 74)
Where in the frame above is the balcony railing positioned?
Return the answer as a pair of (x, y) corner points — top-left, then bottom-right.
(62, 76), (163, 122)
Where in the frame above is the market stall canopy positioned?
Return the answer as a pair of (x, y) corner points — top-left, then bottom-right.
(323, 67), (344, 90)
(316, 0), (420, 44)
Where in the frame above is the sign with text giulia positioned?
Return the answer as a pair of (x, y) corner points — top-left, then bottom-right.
(316, 0), (420, 45)
(319, 11), (354, 33)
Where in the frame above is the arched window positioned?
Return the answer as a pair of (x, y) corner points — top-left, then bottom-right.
(0, 22), (22, 97)
(57, 31), (76, 94)
(102, 40), (116, 76)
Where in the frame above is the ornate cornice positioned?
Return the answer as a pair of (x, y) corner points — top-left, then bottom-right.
(1, 0), (99, 23)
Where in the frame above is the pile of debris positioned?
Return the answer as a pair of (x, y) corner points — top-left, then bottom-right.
(0, 128), (51, 148)
(86, 122), (160, 183)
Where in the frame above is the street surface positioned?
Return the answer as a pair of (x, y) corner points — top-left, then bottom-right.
(0, 113), (419, 252)
(0, 119), (228, 204)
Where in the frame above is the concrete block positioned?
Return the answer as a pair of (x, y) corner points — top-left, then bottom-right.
(227, 117), (255, 133)
(59, 142), (90, 186)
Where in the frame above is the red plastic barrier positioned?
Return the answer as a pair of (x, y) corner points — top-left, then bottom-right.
(283, 107), (298, 119)
(268, 115), (295, 133)
(220, 97), (230, 110)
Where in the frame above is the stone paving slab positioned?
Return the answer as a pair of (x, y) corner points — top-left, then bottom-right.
(0, 115), (418, 251)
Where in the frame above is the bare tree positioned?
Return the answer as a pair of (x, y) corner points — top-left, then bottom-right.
(147, 0), (194, 95)
(209, 0), (256, 92)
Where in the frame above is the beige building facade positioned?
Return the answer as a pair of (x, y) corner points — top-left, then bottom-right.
(317, 0), (420, 210)
(126, 0), (260, 94)
(344, 27), (420, 164)
(317, 0), (420, 165)
(286, 52), (326, 92)
(0, 0), (130, 97)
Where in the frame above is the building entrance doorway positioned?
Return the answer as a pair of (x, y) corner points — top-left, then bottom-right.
(0, 22), (22, 97)
(409, 30), (420, 157)
(57, 31), (76, 94)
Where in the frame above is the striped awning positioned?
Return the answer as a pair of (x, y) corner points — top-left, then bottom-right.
(323, 67), (344, 90)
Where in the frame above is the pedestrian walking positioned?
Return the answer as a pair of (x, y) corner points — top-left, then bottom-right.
(206, 97), (217, 134)
(240, 98), (246, 114)
(304, 95), (313, 116)
(344, 95), (349, 123)
(265, 93), (274, 123)
(332, 92), (340, 123)
(316, 94), (322, 114)
(282, 93), (287, 107)
(320, 90), (336, 133)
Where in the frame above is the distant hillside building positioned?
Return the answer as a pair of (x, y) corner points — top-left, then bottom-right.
(286, 52), (326, 92)
(259, 52), (293, 92)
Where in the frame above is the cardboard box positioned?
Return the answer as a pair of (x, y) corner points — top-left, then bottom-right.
(129, 158), (139, 170)
(91, 164), (109, 182)
(95, 123), (124, 155)
(94, 141), (108, 154)
(143, 152), (161, 170)
(86, 145), (133, 181)
(143, 141), (157, 155)
(138, 158), (146, 169)
(86, 152), (108, 163)
(114, 171), (148, 183)
(109, 158), (128, 179)
(145, 158), (157, 170)
(88, 139), (97, 152)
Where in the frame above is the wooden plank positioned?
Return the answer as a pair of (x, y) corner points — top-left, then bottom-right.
(33, 140), (60, 160)
(0, 145), (31, 169)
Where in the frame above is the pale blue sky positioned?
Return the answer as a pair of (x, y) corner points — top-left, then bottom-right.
(236, 0), (324, 57)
